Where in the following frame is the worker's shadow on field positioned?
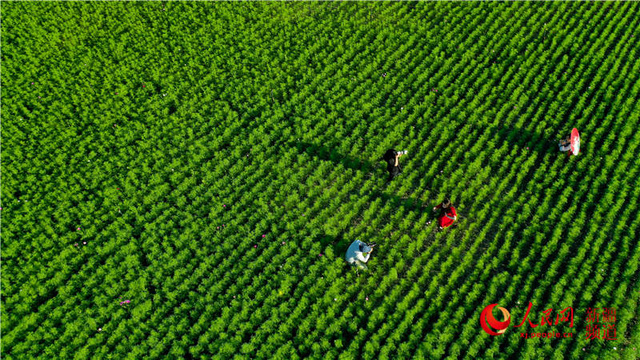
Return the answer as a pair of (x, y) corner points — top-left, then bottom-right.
(287, 123), (563, 186)
(370, 191), (427, 214)
(478, 123), (565, 156)
(286, 141), (378, 173)
(318, 192), (430, 249)
(318, 233), (350, 257)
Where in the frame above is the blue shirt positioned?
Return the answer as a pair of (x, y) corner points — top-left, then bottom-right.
(345, 240), (370, 265)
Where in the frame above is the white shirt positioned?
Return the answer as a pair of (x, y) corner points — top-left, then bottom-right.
(345, 240), (370, 265)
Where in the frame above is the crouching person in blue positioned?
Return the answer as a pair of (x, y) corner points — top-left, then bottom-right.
(345, 239), (374, 270)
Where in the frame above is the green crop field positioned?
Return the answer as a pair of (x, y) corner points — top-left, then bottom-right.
(2, 2), (639, 359)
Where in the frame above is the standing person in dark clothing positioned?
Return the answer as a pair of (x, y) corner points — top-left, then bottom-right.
(382, 149), (406, 181)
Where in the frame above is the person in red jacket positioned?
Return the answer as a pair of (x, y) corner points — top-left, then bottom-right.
(432, 198), (457, 229)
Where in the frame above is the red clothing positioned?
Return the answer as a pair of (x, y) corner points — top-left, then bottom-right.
(436, 205), (457, 228)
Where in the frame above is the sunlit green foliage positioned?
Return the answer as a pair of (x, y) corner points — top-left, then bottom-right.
(2, 2), (639, 359)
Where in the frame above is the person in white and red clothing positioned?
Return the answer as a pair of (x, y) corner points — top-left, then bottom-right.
(432, 198), (457, 230)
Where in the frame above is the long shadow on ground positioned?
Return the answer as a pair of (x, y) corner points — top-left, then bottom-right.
(285, 141), (378, 173)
